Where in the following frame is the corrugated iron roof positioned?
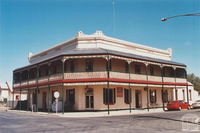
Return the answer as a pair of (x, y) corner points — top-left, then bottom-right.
(14, 48), (186, 72)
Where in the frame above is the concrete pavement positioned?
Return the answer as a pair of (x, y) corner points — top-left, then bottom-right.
(0, 109), (199, 133)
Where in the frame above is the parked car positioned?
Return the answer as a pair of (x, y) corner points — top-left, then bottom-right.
(167, 100), (190, 111)
(191, 100), (200, 109)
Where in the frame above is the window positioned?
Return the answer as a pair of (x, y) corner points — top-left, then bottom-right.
(163, 90), (168, 103)
(103, 88), (116, 104)
(135, 64), (141, 74)
(124, 88), (131, 104)
(52, 64), (57, 74)
(86, 59), (93, 72)
(66, 89), (75, 104)
(29, 68), (37, 79)
(125, 63), (129, 73)
(69, 60), (75, 72)
(149, 66), (154, 75)
(150, 90), (157, 104)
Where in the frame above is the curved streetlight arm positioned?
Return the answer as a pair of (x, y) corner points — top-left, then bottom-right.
(161, 13), (200, 22)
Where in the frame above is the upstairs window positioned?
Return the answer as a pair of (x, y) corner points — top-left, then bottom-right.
(124, 88), (131, 104)
(86, 59), (93, 72)
(125, 63), (129, 73)
(103, 88), (116, 104)
(150, 90), (157, 104)
(149, 66), (154, 75)
(69, 60), (75, 72)
(135, 64), (141, 74)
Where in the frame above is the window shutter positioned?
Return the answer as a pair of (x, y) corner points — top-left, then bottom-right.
(103, 88), (106, 104)
(124, 89), (126, 103)
(113, 88), (116, 104)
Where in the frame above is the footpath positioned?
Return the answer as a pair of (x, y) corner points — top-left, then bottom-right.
(0, 106), (164, 118)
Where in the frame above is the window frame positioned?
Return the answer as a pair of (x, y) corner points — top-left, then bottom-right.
(150, 89), (157, 104)
(135, 64), (141, 74)
(86, 59), (93, 72)
(124, 88), (131, 104)
(103, 88), (116, 105)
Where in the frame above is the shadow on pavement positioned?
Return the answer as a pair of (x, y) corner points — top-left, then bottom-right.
(134, 115), (200, 125)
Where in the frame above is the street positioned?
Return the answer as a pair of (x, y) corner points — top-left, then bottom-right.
(0, 109), (199, 133)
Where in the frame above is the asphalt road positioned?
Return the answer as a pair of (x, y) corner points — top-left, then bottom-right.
(0, 109), (199, 133)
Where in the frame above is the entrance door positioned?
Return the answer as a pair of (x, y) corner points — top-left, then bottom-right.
(135, 90), (141, 108)
(65, 89), (75, 111)
(86, 95), (94, 108)
(85, 88), (94, 109)
(42, 92), (47, 109)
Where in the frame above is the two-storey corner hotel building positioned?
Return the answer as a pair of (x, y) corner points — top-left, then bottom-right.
(13, 31), (193, 112)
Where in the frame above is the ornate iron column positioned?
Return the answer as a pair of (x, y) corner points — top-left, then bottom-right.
(185, 69), (189, 103)
(128, 60), (132, 113)
(145, 63), (149, 111)
(106, 54), (110, 115)
(174, 67), (177, 101)
(36, 65), (39, 112)
(12, 72), (14, 109)
(19, 72), (22, 110)
(47, 62), (51, 113)
(27, 69), (30, 111)
(61, 58), (66, 114)
(161, 65), (165, 111)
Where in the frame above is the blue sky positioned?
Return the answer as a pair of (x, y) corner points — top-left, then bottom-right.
(0, 0), (200, 87)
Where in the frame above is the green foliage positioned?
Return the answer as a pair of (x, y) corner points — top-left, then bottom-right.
(187, 73), (200, 92)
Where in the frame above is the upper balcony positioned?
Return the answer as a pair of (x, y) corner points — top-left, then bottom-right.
(13, 57), (187, 88)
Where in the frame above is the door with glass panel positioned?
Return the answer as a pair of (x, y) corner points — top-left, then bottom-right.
(85, 88), (94, 109)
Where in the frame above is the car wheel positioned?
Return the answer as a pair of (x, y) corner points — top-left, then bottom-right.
(179, 106), (182, 111)
(187, 106), (191, 110)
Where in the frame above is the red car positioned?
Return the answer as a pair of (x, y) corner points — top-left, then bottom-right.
(167, 100), (191, 110)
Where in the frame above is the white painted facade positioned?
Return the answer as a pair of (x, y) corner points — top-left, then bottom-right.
(13, 31), (198, 111)
(29, 31), (172, 65)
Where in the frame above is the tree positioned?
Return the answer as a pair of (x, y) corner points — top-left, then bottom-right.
(187, 73), (200, 92)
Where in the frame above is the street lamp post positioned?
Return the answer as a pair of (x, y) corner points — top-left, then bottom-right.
(161, 13), (200, 22)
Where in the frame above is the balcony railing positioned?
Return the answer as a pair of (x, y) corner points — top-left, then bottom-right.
(13, 71), (187, 87)
(130, 73), (147, 81)
(49, 73), (63, 81)
(29, 79), (37, 85)
(176, 78), (187, 83)
(148, 75), (162, 82)
(21, 81), (28, 86)
(64, 71), (108, 79)
(38, 76), (49, 83)
(163, 77), (175, 83)
(110, 71), (129, 79)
